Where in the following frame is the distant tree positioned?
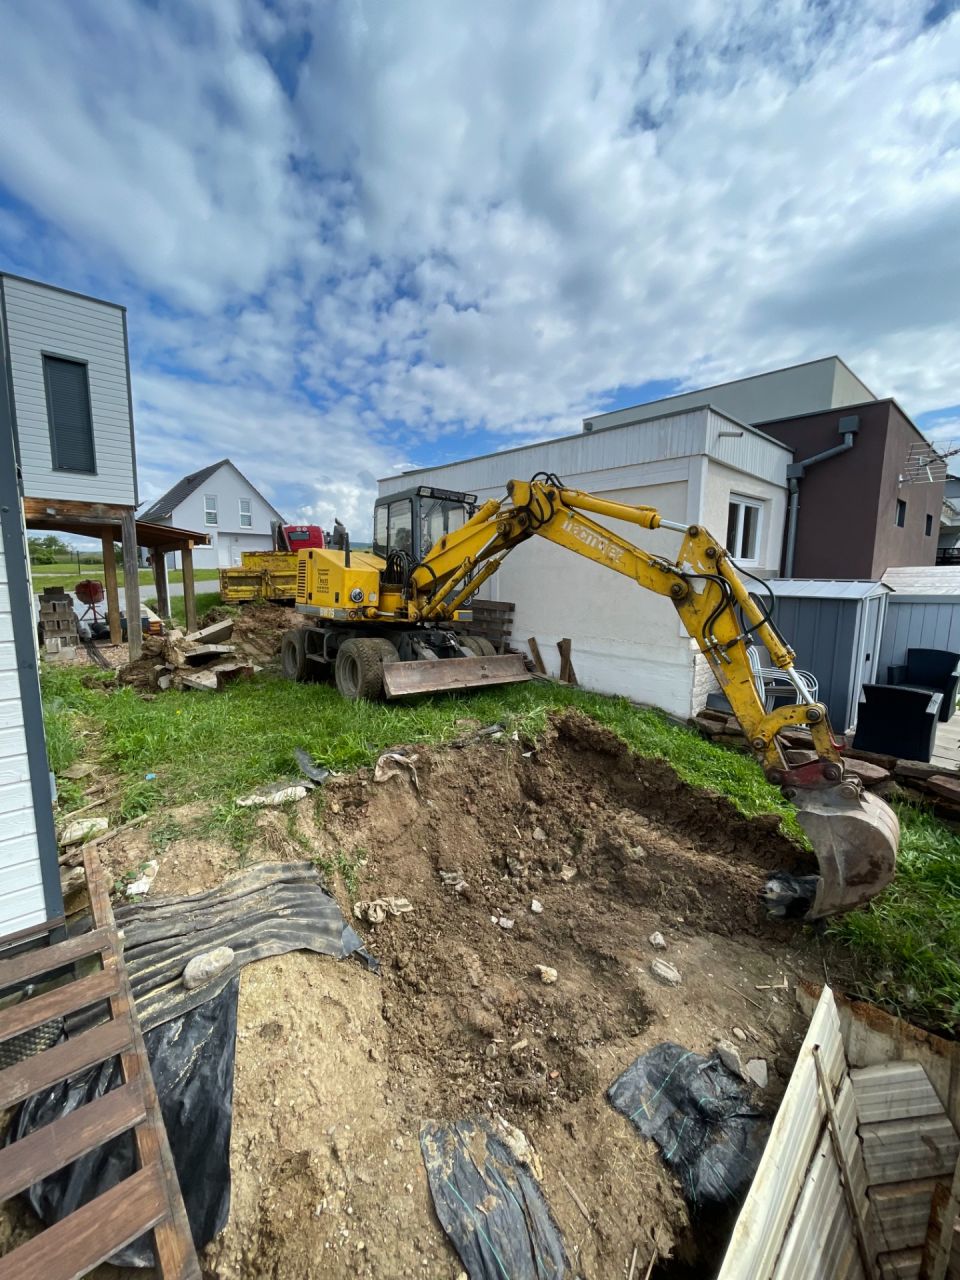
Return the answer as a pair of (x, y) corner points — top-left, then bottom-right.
(28, 534), (71, 563)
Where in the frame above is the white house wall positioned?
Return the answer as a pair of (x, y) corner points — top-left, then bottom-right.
(378, 408), (791, 719)
(0, 534), (46, 933)
(165, 464), (281, 570)
(1, 276), (136, 505)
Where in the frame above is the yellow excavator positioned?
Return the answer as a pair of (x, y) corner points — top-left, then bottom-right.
(279, 475), (899, 919)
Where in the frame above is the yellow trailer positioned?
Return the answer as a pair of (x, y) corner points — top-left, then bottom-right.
(219, 551), (299, 603)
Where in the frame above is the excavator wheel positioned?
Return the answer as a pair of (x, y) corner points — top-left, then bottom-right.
(460, 636), (497, 657)
(334, 637), (399, 701)
(280, 629), (308, 682)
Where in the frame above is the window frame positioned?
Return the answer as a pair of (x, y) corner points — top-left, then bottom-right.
(895, 498), (906, 529)
(42, 351), (97, 475)
(726, 495), (764, 565)
(239, 497), (252, 528)
(925, 512), (933, 537)
(204, 494), (219, 527)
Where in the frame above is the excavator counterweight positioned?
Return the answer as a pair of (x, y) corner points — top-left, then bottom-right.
(280, 475), (899, 918)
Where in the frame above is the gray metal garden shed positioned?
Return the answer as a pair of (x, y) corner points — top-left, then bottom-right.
(764, 579), (890, 733)
(878, 566), (960, 679)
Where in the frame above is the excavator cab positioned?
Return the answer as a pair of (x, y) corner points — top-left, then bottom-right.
(372, 486), (478, 562)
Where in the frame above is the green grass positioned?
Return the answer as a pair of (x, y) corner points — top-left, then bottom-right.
(37, 665), (960, 1032)
(31, 561), (219, 592)
(143, 591), (224, 626)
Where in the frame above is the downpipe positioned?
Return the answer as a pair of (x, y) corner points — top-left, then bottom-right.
(784, 416), (859, 576)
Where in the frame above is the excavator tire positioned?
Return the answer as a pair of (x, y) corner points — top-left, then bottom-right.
(460, 636), (497, 657)
(335, 637), (399, 701)
(281, 629), (308, 682)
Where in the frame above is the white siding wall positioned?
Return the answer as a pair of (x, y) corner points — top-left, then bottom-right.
(0, 535), (46, 933)
(378, 408), (791, 719)
(2, 277), (136, 505)
(165, 464), (279, 570)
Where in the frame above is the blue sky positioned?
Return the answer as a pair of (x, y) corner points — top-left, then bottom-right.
(2, 0), (959, 540)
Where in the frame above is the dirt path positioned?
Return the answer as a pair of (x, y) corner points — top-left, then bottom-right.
(81, 710), (824, 1278)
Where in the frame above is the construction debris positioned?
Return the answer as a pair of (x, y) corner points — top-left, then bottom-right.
(353, 896), (414, 925)
(126, 858), (160, 897)
(59, 815), (109, 846)
(373, 750), (421, 790)
(535, 964), (558, 985)
(118, 626), (259, 693)
(236, 781), (311, 807)
(649, 931), (667, 950)
(650, 959), (682, 987)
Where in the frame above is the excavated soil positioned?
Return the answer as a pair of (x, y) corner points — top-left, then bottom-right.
(5, 711), (827, 1279)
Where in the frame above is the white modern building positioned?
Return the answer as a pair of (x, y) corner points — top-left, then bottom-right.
(140, 459), (285, 571)
(379, 406), (792, 719)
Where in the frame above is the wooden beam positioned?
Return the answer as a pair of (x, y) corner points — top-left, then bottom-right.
(22, 497), (128, 524)
(527, 637), (546, 674)
(182, 544), (198, 635)
(0, 927), (109, 990)
(121, 507), (142, 661)
(101, 527), (122, 645)
(151, 546), (170, 620)
(0, 1017), (132, 1111)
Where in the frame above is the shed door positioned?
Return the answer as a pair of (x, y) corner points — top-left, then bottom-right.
(860, 595), (882, 687)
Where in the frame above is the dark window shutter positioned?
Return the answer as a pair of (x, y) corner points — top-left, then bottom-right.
(43, 355), (96, 473)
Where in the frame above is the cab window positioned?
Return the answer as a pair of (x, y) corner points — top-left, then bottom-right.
(387, 500), (413, 555)
(373, 505), (388, 557)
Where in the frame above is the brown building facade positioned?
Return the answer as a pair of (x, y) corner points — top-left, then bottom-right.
(757, 400), (943, 580)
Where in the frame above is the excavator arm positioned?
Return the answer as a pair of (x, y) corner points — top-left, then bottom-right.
(407, 475), (898, 918)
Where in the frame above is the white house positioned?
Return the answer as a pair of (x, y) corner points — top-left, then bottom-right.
(378, 405), (792, 719)
(140, 459), (285, 571)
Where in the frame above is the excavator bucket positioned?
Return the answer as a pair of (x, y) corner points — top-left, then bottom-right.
(382, 654), (531, 699)
(791, 783), (900, 919)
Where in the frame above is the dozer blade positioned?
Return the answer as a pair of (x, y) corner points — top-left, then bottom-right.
(382, 654), (531, 699)
(792, 783), (900, 919)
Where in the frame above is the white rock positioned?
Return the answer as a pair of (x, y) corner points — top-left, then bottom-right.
(60, 816), (108, 846)
(532, 827), (547, 842)
(183, 946), (235, 990)
(126, 859), (160, 898)
(535, 965), (558, 985)
(745, 1058), (769, 1089)
(559, 864), (577, 882)
(530, 899), (543, 914)
(716, 1039), (745, 1077)
(648, 931), (667, 950)
(650, 959), (681, 987)
(497, 916), (515, 930)
(733, 1027), (747, 1042)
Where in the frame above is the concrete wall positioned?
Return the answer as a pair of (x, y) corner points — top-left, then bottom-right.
(1, 275), (136, 506)
(760, 402), (943, 579)
(583, 357), (874, 434)
(379, 408), (791, 718)
(166, 463), (280, 570)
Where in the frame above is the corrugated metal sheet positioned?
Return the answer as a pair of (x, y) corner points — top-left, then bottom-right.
(878, 595), (960, 679)
(767, 580), (889, 601)
(860, 1116), (960, 1187)
(868, 1180), (939, 1253)
(851, 1063), (944, 1125)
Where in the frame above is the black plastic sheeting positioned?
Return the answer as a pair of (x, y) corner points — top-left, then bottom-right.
(421, 1117), (570, 1280)
(607, 1042), (769, 1211)
(10, 977), (239, 1267)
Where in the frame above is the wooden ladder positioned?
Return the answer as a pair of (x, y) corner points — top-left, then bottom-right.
(0, 849), (200, 1280)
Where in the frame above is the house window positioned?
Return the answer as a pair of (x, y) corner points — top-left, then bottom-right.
(926, 513), (934, 537)
(43, 355), (96, 473)
(895, 499), (906, 528)
(239, 498), (252, 528)
(204, 494), (218, 526)
(726, 497), (762, 563)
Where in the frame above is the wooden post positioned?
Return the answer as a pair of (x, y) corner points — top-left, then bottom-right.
(182, 543), (198, 635)
(120, 508), (142, 661)
(100, 528), (122, 645)
(151, 547), (170, 621)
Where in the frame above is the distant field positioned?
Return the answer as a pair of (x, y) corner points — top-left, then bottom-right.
(30, 561), (220, 592)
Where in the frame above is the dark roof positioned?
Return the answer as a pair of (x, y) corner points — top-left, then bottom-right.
(139, 459), (229, 522)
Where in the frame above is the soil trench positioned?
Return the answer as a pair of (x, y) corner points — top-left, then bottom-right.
(63, 712), (825, 1277)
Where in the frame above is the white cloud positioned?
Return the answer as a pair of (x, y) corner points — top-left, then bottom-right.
(1, 0), (958, 529)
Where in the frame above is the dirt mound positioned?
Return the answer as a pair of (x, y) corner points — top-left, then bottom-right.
(208, 602), (303, 665)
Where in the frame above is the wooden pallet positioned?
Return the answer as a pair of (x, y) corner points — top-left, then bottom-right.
(457, 599), (516, 654)
(0, 849), (200, 1280)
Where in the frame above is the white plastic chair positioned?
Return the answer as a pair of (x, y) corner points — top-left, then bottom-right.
(747, 644), (818, 711)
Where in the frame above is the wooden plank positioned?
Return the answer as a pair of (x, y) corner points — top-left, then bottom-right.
(181, 546), (198, 636)
(0, 966), (119, 1043)
(22, 497), (128, 523)
(0, 1080), (146, 1200)
(557, 637), (578, 685)
(862, 1117), (960, 1188)
(121, 507), (142, 662)
(0, 927), (109, 990)
(83, 850), (200, 1280)
(0, 1162), (168, 1280)
(527, 637), (546, 674)
(101, 527), (122, 645)
(853, 1063), (945, 1125)
(0, 1015), (130, 1109)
